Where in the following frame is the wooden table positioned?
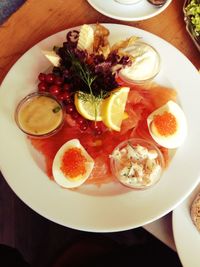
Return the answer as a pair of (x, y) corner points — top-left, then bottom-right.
(0, 0), (199, 85)
(0, 0), (199, 264)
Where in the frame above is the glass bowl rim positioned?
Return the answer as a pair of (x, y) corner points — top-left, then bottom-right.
(15, 91), (65, 138)
(118, 41), (161, 84)
(110, 138), (165, 190)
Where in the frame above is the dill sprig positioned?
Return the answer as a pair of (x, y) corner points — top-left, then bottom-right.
(66, 49), (96, 93)
(66, 49), (102, 120)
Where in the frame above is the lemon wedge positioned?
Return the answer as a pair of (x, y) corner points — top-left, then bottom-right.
(74, 92), (102, 121)
(101, 87), (130, 131)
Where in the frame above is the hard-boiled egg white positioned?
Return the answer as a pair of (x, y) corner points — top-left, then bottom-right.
(147, 101), (187, 149)
(52, 139), (94, 188)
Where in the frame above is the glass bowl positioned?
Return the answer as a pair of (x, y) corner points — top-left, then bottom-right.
(15, 92), (64, 138)
(110, 138), (164, 190)
(118, 41), (161, 84)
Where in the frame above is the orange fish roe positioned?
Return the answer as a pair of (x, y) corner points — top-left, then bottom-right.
(153, 111), (177, 136)
(60, 148), (87, 178)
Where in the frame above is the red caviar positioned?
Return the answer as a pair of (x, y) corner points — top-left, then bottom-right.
(153, 111), (177, 136)
(60, 147), (87, 178)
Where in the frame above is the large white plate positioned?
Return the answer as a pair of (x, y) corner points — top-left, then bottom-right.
(173, 184), (200, 267)
(87, 0), (172, 21)
(0, 24), (200, 232)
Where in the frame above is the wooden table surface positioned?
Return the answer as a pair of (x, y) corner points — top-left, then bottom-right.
(0, 0), (199, 85)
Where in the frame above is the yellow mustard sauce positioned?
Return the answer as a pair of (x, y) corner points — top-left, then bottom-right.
(17, 95), (63, 135)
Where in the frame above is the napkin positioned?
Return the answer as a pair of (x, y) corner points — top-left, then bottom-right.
(0, 0), (25, 25)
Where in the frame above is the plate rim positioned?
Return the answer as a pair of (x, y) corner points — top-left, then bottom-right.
(172, 183), (200, 267)
(87, 0), (172, 21)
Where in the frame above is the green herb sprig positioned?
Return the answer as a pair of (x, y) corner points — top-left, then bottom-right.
(65, 49), (104, 120)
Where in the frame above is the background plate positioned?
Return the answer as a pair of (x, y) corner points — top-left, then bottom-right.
(0, 24), (200, 232)
(173, 183), (200, 267)
(87, 0), (172, 21)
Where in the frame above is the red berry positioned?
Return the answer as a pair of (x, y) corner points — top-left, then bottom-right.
(54, 76), (63, 86)
(57, 93), (64, 102)
(95, 129), (103, 135)
(66, 104), (75, 114)
(45, 73), (55, 84)
(38, 73), (46, 82)
(79, 122), (88, 131)
(49, 85), (61, 96)
(71, 111), (79, 119)
(60, 91), (71, 101)
(76, 116), (86, 125)
(89, 121), (102, 131)
(63, 83), (71, 91)
(38, 82), (48, 92)
(65, 98), (73, 104)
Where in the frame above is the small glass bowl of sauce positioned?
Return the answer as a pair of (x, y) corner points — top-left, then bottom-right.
(110, 138), (164, 190)
(15, 92), (64, 138)
(118, 41), (161, 84)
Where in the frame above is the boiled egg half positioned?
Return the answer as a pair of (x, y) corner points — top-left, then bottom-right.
(52, 139), (94, 188)
(147, 101), (187, 149)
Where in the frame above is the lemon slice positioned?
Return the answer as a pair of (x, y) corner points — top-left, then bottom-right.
(101, 87), (130, 131)
(74, 92), (102, 121)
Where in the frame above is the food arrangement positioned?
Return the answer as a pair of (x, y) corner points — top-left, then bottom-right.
(15, 23), (187, 190)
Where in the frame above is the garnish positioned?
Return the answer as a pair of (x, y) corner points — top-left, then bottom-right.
(60, 147), (87, 178)
(64, 49), (101, 120)
(52, 106), (61, 113)
(38, 24), (134, 128)
(55, 40), (131, 120)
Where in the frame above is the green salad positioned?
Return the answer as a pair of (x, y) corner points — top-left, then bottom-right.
(185, 0), (200, 37)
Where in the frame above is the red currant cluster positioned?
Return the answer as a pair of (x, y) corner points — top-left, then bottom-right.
(37, 72), (103, 135)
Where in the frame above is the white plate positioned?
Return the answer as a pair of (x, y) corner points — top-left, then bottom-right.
(0, 24), (200, 232)
(87, 0), (172, 21)
(173, 184), (200, 267)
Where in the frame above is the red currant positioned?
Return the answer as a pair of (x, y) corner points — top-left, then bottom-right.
(45, 73), (55, 84)
(38, 82), (48, 92)
(79, 122), (88, 131)
(66, 104), (75, 114)
(54, 76), (63, 86)
(49, 85), (61, 96)
(38, 73), (46, 82)
(63, 83), (71, 91)
(89, 121), (102, 131)
(60, 91), (71, 101)
(76, 116), (86, 125)
(71, 111), (79, 119)
(95, 129), (103, 136)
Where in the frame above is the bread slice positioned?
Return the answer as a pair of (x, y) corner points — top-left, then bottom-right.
(190, 192), (200, 231)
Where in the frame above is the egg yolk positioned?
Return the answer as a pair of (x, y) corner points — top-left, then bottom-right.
(153, 111), (177, 136)
(60, 148), (87, 179)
